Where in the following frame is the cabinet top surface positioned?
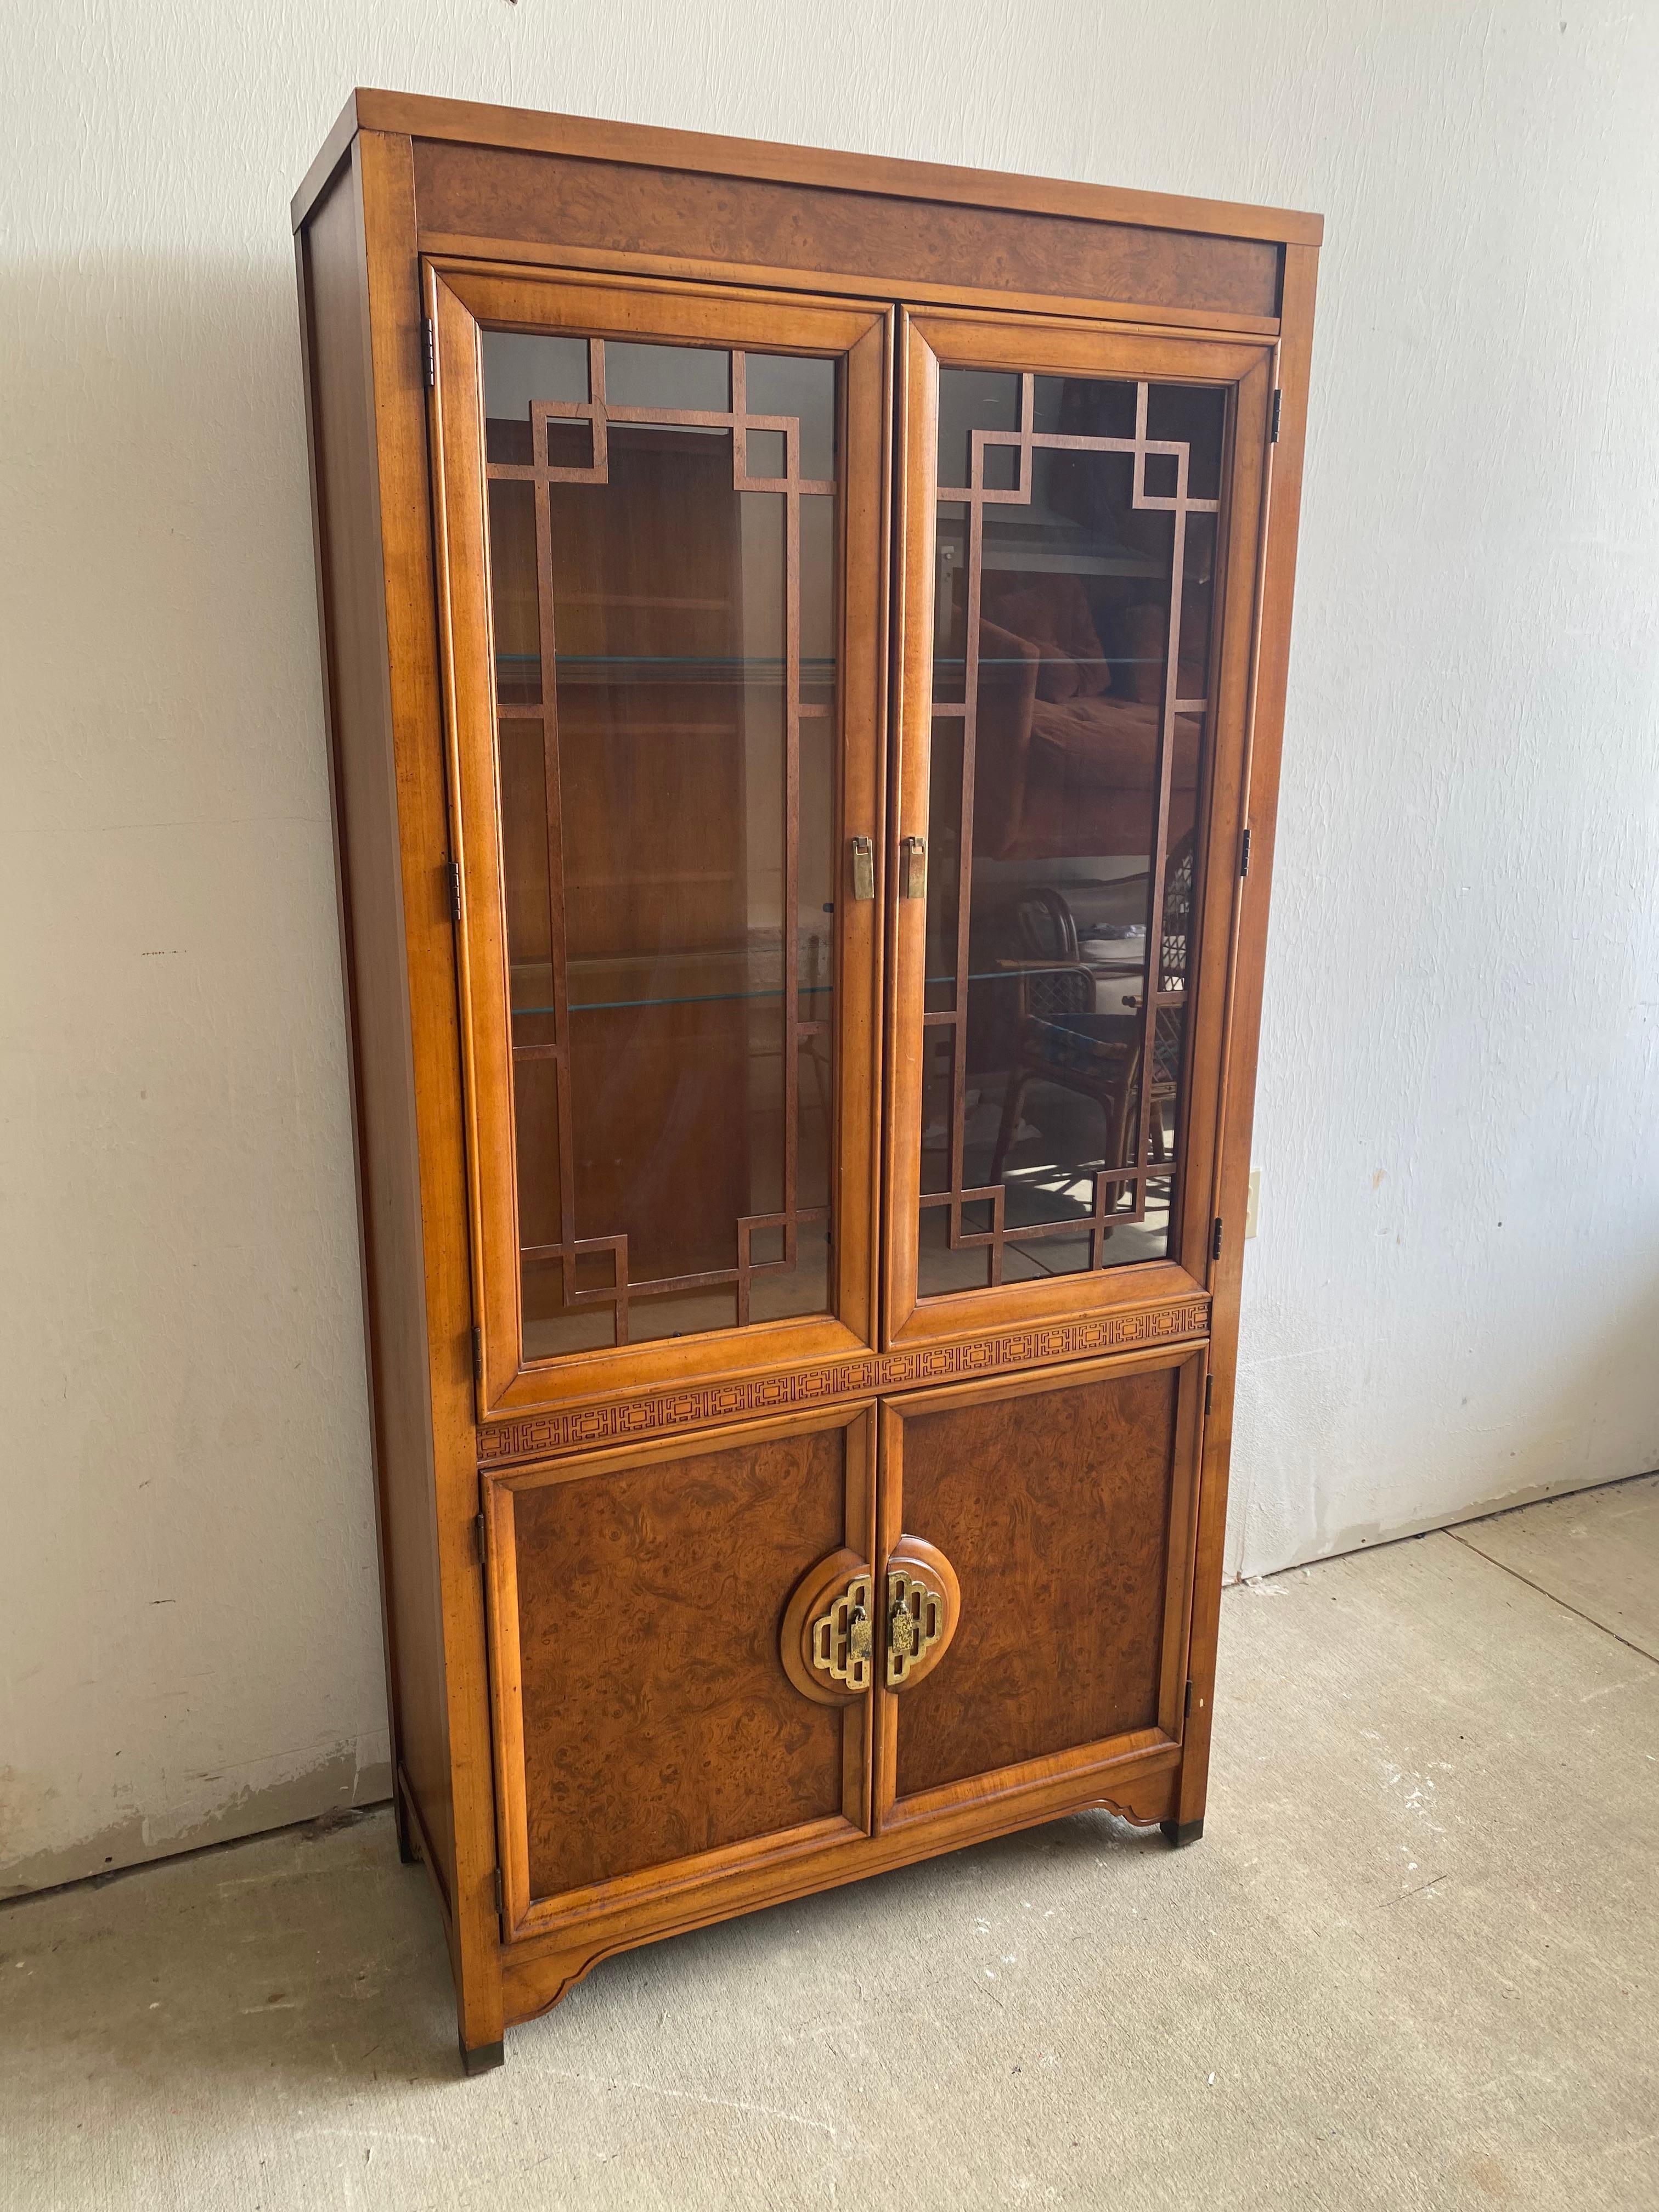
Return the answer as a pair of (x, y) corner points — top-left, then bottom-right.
(292, 85), (1325, 249)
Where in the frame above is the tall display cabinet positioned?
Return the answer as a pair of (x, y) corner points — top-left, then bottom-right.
(294, 89), (1320, 2072)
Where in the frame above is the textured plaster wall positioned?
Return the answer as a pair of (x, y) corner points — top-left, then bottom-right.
(3, 2), (1656, 1892)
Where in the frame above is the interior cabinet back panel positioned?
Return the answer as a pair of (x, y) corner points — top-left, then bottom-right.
(892, 1368), (1178, 1799)
(412, 142), (1281, 320)
(510, 1426), (851, 1899)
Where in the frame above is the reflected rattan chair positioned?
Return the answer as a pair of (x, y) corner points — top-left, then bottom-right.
(987, 836), (1194, 1205)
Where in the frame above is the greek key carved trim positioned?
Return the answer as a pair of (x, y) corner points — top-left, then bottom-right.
(477, 1299), (1209, 1465)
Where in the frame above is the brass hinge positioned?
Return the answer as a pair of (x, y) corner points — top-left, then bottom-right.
(492, 1867), (504, 1916)
(422, 317), (436, 390)
(1240, 825), (1252, 877)
(1184, 1678), (1194, 1720)
(1270, 388), (1282, 443)
(447, 860), (462, 922)
(473, 1510), (488, 1568)
(1204, 1374), (1214, 1417)
(472, 1325), (483, 1386)
(1211, 1216), (1223, 1262)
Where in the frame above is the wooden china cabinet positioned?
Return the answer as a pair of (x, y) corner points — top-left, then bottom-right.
(294, 89), (1319, 2072)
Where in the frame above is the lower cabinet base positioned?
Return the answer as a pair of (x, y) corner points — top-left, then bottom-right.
(472, 1746), (1189, 2064)
(449, 1357), (1217, 2070)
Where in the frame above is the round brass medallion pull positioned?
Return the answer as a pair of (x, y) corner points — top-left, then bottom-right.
(781, 1549), (875, 1705)
(884, 1536), (961, 1691)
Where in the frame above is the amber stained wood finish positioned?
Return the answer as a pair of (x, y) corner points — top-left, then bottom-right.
(485, 1408), (874, 1936)
(884, 314), (1272, 1350)
(501, 1734), (1181, 2023)
(874, 1350), (1203, 1826)
(475, 1292), (1211, 1462)
(413, 143), (1281, 324)
(295, 90), (1320, 2066)
(298, 129), (508, 2057)
(295, 89), (1323, 252)
(1176, 240), (1322, 1836)
(430, 266), (890, 1417)
(893, 1369), (1177, 1795)
(298, 161), (447, 1886)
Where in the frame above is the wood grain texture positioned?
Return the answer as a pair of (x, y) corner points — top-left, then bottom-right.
(883, 313), (1273, 1349)
(891, 1367), (1180, 1799)
(511, 1425), (854, 1899)
(297, 160), (456, 1904)
(1176, 240), (1322, 1835)
(294, 87), (1319, 2058)
(413, 143), (1282, 321)
(316, 88), (1322, 247)
(353, 131), (507, 2057)
(476, 1295), (1210, 1462)
(500, 1737), (1179, 2024)
(428, 266), (887, 1415)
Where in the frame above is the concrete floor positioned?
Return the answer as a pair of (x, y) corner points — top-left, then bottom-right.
(5, 1476), (1657, 2212)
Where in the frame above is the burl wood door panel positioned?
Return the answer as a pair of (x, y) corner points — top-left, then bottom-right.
(877, 1352), (1203, 1826)
(484, 1407), (875, 1937)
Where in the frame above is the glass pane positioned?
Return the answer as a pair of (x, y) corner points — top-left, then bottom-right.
(936, 369), (1021, 490)
(745, 353), (837, 481)
(482, 335), (842, 1356)
(916, 367), (1226, 1297)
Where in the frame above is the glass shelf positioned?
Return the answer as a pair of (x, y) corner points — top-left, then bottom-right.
(515, 984), (835, 1015)
(932, 654), (1166, 673)
(497, 652), (837, 683)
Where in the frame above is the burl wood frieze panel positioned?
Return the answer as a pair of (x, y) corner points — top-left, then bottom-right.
(413, 143), (1282, 319)
(894, 1368), (1178, 1799)
(510, 1426), (849, 1900)
(477, 1298), (1210, 1464)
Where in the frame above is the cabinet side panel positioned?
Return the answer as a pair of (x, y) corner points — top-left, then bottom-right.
(411, 144), (1280, 320)
(894, 1368), (1178, 1797)
(300, 167), (455, 1898)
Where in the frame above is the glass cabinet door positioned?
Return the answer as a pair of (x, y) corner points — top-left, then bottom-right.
(431, 272), (887, 1409)
(887, 314), (1275, 1342)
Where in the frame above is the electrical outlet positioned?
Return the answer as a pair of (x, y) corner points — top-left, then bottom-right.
(1245, 1167), (1261, 1238)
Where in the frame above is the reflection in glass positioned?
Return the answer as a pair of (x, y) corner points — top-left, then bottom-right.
(917, 368), (1224, 1296)
(480, 332), (840, 1356)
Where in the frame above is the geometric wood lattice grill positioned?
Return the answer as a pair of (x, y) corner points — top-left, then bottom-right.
(918, 369), (1226, 1294)
(483, 334), (840, 1352)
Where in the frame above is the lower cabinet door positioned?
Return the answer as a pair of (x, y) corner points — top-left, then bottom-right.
(874, 1352), (1204, 1827)
(484, 1405), (876, 1938)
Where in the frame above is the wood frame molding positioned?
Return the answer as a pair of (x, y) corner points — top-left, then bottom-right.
(295, 89), (1321, 2067)
(872, 1346), (1206, 1831)
(883, 311), (1275, 1348)
(427, 263), (891, 1417)
(294, 89), (1324, 252)
(482, 1402), (877, 1941)
(475, 1293), (1211, 1464)
(498, 1730), (1180, 2028)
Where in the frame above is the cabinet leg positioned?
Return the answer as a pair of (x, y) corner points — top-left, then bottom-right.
(1161, 1816), (1204, 1848)
(460, 2035), (505, 2077)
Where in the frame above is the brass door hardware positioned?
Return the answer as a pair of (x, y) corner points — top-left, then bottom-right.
(850, 834), (875, 901)
(781, 1549), (876, 1705)
(814, 1581), (873, 1689)
(900, 834), (927, 900)
(883, 1534), (960, 1690)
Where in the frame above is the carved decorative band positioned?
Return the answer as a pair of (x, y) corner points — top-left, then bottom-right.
(477, 1299), (1209, 1465)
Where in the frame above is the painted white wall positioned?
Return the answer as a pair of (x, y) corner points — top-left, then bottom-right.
(3, 2), (1656, 1890)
